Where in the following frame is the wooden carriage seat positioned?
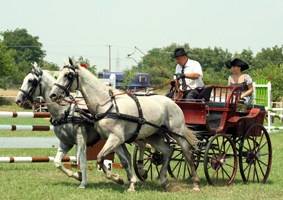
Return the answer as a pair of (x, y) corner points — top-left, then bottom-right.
(197, 86), (213, 101)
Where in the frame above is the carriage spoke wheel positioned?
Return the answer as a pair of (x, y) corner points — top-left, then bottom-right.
(204, 134), (237, 187)
(239, 123), (272, 184)
(168, 145), (200, 180)
(133, 145), (163, 181)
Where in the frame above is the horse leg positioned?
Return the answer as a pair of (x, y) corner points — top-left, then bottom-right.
(174, 136), (200, 191)
(133, 140), (148, 180)
(114, 144), (137, 192)
(97, 135), (124, 185)
(54, 142), (82, 181)
(144, 133), (173, 191)
(119, 143), (133, 185)
(76, 132), (88, 189)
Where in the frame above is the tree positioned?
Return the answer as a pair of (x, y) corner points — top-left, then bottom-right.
(249, 63), (283, 102)
(40, 60), (60, 71)
(1, 29), (46, 85)
(118, 68), (138, 90)
(77, 56), (97, 76)
(1, 28), (46, 64)
(189, 46), (232, 72)
(254, 45), (283, 69)
(0, 39), (17, 89)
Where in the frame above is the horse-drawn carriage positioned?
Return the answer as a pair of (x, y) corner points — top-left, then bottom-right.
(18, 59), (271, 191)
(133, 85), (272, 187)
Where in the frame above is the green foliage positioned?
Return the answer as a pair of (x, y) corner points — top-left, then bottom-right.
(0, 39), (17, 89)
(1, 28), (46, 64)
(254, 45), (283, 69)
(0, 29), (46, 87)
(249, 63), (283, 102)
(72, 56), (97, 76)
(14, 60), (34, 84)
(118, 68), (138, 90)
(40, 60), (60, 71)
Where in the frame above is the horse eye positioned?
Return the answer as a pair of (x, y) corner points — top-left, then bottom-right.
(64, 73), (68, 77)
(28, 80), (33, 83)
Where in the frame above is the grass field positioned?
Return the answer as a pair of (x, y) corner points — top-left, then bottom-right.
(0, 103), (283, 200)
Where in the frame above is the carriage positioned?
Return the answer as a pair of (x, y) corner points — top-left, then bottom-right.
(133, 85), (272, 187)
(46, 59), (273, 191)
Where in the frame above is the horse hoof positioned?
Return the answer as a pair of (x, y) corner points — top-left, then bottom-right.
(162, 180), (170, 191)
(141, 170), (148, 180)
(193, 187), (200, 192)
(76, 185), (85, 190)
(76, 171), (82, 182)
(117, 177), (124, 185)
(127, 188), (135, 192)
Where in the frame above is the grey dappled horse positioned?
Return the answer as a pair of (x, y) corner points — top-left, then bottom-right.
(49, 58), (200, 192)
(15, 63), (134, 190)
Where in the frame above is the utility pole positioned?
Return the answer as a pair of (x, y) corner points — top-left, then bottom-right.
(116, 50), (120, 72)
(107, 45), (111, 72)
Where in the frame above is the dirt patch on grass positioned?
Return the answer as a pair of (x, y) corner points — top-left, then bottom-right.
(0, 89), (19, 106)
(0, 89), (19, 96)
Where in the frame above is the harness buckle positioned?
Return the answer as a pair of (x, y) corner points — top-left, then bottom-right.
(139, 118), (146, 124)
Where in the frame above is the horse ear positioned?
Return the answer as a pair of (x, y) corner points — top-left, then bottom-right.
(34, 62), (38, 69)
(69, 57), (74, 66)
(63, 58), (69, 66)
(31, 62), (37, 71)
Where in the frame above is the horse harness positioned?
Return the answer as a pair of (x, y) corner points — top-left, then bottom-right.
(49, 103), (101, 147)
(73, 89), (191, 144)
(20, 70), (43, 104)
(21, 69), (100, 147)
(53, 65), (193, 146)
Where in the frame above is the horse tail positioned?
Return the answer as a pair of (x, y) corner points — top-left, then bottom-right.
(185, 126), (200, 151)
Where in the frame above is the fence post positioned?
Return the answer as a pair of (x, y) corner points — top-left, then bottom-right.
(252, 78), (273, 132)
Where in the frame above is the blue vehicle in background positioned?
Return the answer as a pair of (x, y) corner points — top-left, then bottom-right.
(98, 72), (152, 93)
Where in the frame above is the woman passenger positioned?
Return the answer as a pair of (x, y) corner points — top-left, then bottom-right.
(226, 58), (254, 104)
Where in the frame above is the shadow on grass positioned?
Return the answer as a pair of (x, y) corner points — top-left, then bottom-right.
(52, 179), (165, 193)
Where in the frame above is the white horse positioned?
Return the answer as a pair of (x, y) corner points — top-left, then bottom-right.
(49, 58), (201, 192)
(15, 63), (135, 190)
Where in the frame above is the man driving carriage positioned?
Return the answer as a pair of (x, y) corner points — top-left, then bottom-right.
(166, 48), (204, 101)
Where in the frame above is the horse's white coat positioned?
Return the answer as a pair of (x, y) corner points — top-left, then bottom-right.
(49, 58), (200, 191)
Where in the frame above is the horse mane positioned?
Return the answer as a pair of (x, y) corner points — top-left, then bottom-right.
(80, 66), (123, 94)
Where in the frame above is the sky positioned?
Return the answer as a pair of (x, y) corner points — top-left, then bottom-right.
(1, 0), (282, 72)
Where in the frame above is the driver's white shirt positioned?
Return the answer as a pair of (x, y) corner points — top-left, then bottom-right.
(174, 59), (204, 90)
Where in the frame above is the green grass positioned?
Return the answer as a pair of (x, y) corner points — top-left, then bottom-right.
(1, 104), (283, 199)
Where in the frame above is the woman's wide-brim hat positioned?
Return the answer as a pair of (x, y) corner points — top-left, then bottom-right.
(172, 48), (188, 58)
(226, 58), (249, 71)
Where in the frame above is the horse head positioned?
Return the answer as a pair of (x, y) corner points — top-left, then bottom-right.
(15, 62), (43, 108)
(49, 58), (79, 103)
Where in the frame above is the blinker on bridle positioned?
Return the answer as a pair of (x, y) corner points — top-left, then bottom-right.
(53, 65), (79, 98)
(19, 70), (43, 104)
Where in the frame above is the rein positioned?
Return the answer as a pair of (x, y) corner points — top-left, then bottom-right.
(52, 65), (196, 147)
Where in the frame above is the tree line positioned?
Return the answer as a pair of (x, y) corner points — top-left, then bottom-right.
(0, 28), (96, 90)
(1, 28), (282, 101)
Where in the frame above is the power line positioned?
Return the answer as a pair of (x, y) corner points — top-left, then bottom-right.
(6, 45), (283, 64)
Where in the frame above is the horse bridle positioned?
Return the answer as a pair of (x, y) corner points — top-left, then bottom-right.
(53, 65), (79, 98)
(20, 70), (43, 104)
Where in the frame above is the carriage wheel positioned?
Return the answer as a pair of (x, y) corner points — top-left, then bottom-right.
(167, 144), (200, 180)
(204, 134), (237, 186)
(133, 145), (162, 181)
(133, 143), (200, 181)
(239, 123), (272, 184)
